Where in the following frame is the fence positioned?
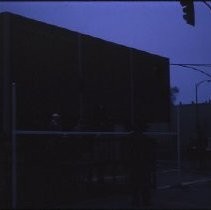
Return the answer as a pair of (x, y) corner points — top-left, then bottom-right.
(14, 133), (134, 208)
(10, 83), (173, 209)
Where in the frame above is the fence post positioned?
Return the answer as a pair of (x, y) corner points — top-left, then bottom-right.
(177, 104), (182, 184)
(12, 82), (17, 209)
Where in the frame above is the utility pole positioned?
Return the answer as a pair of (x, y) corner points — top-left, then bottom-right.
(195, 79), (211, 130)
(195, 79), (211, 169)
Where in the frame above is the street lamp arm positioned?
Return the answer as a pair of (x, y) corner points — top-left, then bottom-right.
(195, 79), (211, 131)
(196, 79), (211, 88)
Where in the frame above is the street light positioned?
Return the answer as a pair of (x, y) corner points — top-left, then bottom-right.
(195, 79), (211, 129)
(195, 79), (211, 169)
(195, 79), (211, 107)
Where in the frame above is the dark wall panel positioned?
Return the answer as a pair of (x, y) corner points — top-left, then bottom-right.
(0, 13), (13, 136)
(2, 13), (170, 131)
(81, 35), (131, 129)
(132, 49), (170, 124)
(10, 16), (80, 130)
(0, 14), (3, 133)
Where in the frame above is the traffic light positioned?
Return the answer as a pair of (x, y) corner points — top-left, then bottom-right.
(180, 0), (195, 26)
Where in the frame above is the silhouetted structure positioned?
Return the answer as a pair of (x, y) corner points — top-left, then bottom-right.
(0, 12), (170, 208)
(0, 12), (170, 133)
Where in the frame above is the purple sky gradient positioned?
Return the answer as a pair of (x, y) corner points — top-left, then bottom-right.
(1, 1), (211, 104)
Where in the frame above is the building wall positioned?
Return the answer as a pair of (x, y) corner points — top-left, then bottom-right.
(1, 12), (170, 132)
(132, 49), (170, 124)
(8, 13), (80, 130)
(0, 12), (170, 208)
(80, 34), (131, 127)
(0, 13), (3, 133)
(0, 12), (13, 135)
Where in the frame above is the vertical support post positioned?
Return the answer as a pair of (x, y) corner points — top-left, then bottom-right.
(129, 48), (134, 127)
(177, 104), (181, 184)
(195, 83), (199, 130)
(12, 82), (16, 209)
(3, 12), (11, 135)
(78, 33), (84, 128)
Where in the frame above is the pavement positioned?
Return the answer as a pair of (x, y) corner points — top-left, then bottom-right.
(60, 168), (211, 209)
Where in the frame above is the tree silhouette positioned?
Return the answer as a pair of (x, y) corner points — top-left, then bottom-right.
(170, 86), (179, 105)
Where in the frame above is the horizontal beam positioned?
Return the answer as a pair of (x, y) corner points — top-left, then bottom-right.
(15, 130), (177, 136)
(16, 130), (134, 136)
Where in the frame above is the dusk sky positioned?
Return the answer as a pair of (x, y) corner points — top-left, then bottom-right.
(1, 1), (211, 104)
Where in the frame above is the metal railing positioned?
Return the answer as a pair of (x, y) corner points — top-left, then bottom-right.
(11, 82), (180, 208)
(11, 82), (136, 208)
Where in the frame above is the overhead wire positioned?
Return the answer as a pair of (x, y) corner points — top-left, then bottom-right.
(202, 0), (211, 11)
(170, 64), (211, 78)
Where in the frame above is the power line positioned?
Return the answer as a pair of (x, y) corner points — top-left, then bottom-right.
(202, 0), (211, 11)
(170, 64), (211, 78)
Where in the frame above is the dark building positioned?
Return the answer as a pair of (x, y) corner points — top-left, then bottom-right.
(0, 12), (170, 134)
(0, 12), (170, 208)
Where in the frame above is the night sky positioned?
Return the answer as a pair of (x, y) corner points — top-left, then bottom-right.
(1, 1), (211, 104)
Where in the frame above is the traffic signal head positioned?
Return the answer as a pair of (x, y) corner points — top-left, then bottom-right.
(180, 0), (195, 26)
